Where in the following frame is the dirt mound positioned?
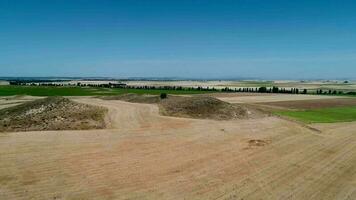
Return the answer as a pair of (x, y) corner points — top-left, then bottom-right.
(101, 94), (267, 120)
(159, 96), (249, 120)
(0, 97), (107, 132)
(100, 94), (160, 104)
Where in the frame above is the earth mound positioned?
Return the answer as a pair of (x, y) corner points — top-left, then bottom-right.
(100, 94), (160, 104)
(0, 97), (107, 132)
(159, 96), (249, 120)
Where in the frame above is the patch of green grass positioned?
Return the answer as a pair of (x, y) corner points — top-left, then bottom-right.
(0, 85), (216, 96)
(275, 106), (356, 123)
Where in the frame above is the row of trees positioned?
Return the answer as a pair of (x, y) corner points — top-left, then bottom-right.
(316, 90), (356, 96)
(221, 86), (307, 94)
(316, 89), (344, 95)
(10, 81), (74, 86)
(9, 80), (356, 95)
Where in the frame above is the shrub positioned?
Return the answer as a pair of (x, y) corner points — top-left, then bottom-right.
(160, 93), (167, 99)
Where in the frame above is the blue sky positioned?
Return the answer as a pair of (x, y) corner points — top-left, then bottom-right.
(1, 0), (356, 79)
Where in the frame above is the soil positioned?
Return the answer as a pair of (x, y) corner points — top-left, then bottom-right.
(100, 93), (160, 104)
(103, 94), (266, 120)
(261, 98), (356, 110)
(248, 139), (271, 147)
(215, 93), (342, 103)
(0, 97), (355, 200)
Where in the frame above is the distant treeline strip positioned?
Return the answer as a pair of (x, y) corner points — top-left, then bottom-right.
(8, 81), (356, 95)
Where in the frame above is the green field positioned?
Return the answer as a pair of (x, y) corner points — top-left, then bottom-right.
(275, 106), (356, 123)
(0, 86), (215, 96)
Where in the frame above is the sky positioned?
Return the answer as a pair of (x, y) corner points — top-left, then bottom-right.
(1, 0), (356, 79)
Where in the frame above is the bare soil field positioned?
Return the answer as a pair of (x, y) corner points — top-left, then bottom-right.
(262, 98), (356, 110)
(0, 96), (355, 200)
(204, 93), (277, 97)
(215, 93), (343, 103)
(100, 93), (160, 104)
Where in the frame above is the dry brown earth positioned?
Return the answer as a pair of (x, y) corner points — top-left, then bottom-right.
(101, 94), (264, 120)
(0, 97), (355, 200)
(261, 98), (356, 110)
(216, 94), (344, 103)
(100, 93), (160, 104)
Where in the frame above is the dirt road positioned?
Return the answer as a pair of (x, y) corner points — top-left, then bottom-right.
(0, 97), (355, 200)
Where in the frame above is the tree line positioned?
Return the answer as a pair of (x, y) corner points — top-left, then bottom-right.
(221, 86), (307, 94)
(8, 81), (355, 96)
